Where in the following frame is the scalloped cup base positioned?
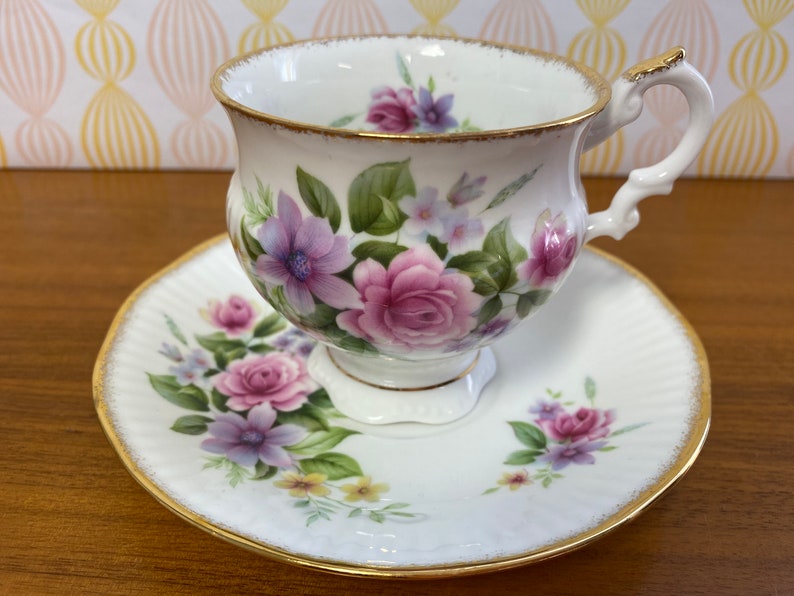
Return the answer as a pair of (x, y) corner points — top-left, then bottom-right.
(307, 347), (497, 425)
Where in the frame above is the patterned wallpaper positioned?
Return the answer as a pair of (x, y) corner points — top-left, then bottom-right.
(0, 0), (792, 177)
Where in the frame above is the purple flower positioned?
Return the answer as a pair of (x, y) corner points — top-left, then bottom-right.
(159, 343), (183, 362)
(540, 438), (607, 471)
(438, 209), (484, 251)
(201, 404), (305, 468)
(365, 86), (417, 133)
(447, 172), (487, 207)
(518, 209), (578, 287)
(530, 400), (564, 421)
(169, 349), (211, 386)
(412, 87), (458, 132)
(255, 192), (360, 313)
(398, 186), (450, 236)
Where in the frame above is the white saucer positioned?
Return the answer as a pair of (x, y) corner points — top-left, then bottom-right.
(94, 236), (710, 578)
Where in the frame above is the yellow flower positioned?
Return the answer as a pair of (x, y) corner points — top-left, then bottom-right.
(340, 476), (389, 503)
(274, 471), (330, 498)
(497, 470), (531, 491)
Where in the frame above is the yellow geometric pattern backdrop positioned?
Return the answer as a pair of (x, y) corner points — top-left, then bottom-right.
(0, 0), (792, 176)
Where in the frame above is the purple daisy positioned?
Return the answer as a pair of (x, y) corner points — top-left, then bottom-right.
(412, 87), (458, 132)
(255, 192), (361, 313)
(200, 403), (305, 468)
(539, 438), (607, 471)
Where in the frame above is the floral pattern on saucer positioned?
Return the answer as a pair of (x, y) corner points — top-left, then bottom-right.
(485, 380), (646, 494)
(331, 53), (479, 134)
(148, 294), (644, 524)
(149, 296), (419, 526)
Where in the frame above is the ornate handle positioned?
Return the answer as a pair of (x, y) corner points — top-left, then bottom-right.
(583, 47), (714, 242)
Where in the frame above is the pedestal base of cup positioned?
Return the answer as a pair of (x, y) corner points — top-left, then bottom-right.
(307, 347), (497, 425)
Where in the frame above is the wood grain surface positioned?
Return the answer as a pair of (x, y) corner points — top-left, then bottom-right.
(1, 170), (791, 595)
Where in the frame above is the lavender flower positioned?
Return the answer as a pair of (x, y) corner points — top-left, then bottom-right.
(201, 404), (305, 468)
(412, 87), (458, 132)
(255, 192), (361, 313)
(539, 438), (607, 471)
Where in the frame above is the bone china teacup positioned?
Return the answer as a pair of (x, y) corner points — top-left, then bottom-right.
(212, 36), (713, 425)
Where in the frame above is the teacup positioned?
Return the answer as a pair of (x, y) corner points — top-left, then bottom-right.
(212, 36), (713, 424)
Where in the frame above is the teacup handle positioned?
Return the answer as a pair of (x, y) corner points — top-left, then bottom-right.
(583, 47), (714, 242)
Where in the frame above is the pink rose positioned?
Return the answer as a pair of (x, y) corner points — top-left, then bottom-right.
(519, 209), (578, 286)
(337, 245), (479, 353)
(365, 86), (417, 133)
(536, 407), (616, 443)
(202, 295), (257, 336)
(214, 353), (315, 412)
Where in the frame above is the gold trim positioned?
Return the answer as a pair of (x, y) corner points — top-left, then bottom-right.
(624, 47), (686, 82)
(93, 236), (711, 579)
(326, 348), (481, 391)
(210, 35), (612, 143)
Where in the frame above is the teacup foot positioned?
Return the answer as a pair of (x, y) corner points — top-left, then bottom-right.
(307, 347), (497, 425)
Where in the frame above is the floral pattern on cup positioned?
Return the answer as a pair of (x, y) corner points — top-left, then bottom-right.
(232, 159), (572, 358)
(331, 53), (479, 134)
(147, 295), (419, 526)
(484, 379), (647, 494)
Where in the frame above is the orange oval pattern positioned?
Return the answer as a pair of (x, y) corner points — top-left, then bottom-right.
(0, 0), (790, 175)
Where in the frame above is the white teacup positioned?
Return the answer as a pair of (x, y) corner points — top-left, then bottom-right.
(212, 36), (713, 424)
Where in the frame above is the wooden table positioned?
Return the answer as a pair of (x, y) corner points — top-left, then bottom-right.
(1, 170), (791, 594)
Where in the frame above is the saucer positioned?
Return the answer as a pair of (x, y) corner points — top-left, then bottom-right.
(94, 236), (710, 578)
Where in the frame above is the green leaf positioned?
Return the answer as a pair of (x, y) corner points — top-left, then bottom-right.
(296, 166), (342, 232)
(396, 52), (413, 87)
(348, 160), (414, 234)
(508, 420), (547, 450)
(447, 250), (499, 273)
(298, 452), (363, 480)
(164, 315), (188, 345)
(477, 295), (503, 327)
(367, 195), (408, 236)
(240, 219), (264, 261)
(482, 487), (500, 495)
(426, 234), (448, 260)
(610, 422), (649, 437)
(352, 240), (409, 267)
(242, 178), (274, 226)
(300, 304), (339, 329)
(253, 312), (287, 338)
(427, 75), (436, 94)
(504, 449), (543, 465)
(584, 376), (597, 402)
(329, 114), (358, 128)
(170, 415), (214, 435)
(307, 387), (334, 409)
(211, 387), (229, 412)
(276, 403), (331, 432)
(482, 218), (528, 290)
(484, 167), (540, 211)
(470, 272), (501, 296)
(599, 445), (618, 452)
(147, 374), (210, 411)
(516, 289), (553, 319)
(174, 385), (211, 411)
(252, 461), (278, 480)
(248, 343), (275, 354)
(195, 332), (247, 354)
(369, 511), (386, 523)
(287, 427), (360, 456)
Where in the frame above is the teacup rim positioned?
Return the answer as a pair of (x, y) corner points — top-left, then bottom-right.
(211, 34), (613, 142)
